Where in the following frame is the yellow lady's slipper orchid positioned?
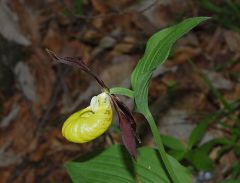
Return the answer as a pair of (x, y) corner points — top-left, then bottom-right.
(47, 50), (137, 157)
(62, 92), (112, 143)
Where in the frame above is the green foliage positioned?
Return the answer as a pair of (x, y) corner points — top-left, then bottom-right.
(199, 0), (240, 31)
(65, 145), (192, 183)
(185, 137), (233, 171)
(73, 0), (84, 15)
(188, 115), (213, 149)
(109, 17), (210, 183)
(186, 149), (213, 171)
(131, 17), (210, 92)
(131, 17), (210, 183)
(66, 17), (211, 183)
(104, 15), (240, 182)
(230, 163), (240, 179)
(162, 135), (186, 152)
(162, 135), (186, 160)
(220, 179), (240, 183)
(184, 64), (240, 172)
(63, 0), (84, 20)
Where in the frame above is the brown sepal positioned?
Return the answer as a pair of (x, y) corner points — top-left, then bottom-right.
(110, 95), (137, 159)
(46, 49), (108, 89)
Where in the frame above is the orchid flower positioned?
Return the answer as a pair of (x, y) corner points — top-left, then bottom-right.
(47, 49), (137, 158)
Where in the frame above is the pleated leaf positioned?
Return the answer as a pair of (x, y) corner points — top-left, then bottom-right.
(131, 17), (210, 114)
(65, 145), (191, 183)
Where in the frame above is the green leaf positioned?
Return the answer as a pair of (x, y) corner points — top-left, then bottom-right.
(234, 145), (240, 156)
(188, 101), (234, 149)
(198, 138), (231, 154)
(74, 0), (84, 14)
(131, 17), (210, 90)
(199, 0), (224, 14)
(132, 17), (210, 115)
(130, 17), (210, 183)
(162, 135), (186, 152)
(186, 149), (213, 171)
(65, 145), (192, 183)
(110, 87), (134, 98)
(231, 162), (240, 178)
(188, 114), (213, 149)
(186, 138), (231, 171)
(161, 135), (186, 160)
(168, 150), (186, 161)
(220, 179), (240, 183)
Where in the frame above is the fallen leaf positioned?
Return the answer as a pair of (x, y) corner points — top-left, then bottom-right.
(14, 62), (38, 102)
(0, 1), (30, 46)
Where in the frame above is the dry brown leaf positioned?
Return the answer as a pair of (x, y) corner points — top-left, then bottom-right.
(42, 23), (65, 53)
(91, 0), (109, 13)
(113, 42), (135, 54)
(224, 30), (240, 53)
(83, 29), (102, 42)
(27, 49), (56, 108)
(24, 169), (36, 183)
(174, 47), (201, 64)
(30, 143), (49, 162)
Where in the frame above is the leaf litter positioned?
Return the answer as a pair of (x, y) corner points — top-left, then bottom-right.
(0, 0), (240, 182)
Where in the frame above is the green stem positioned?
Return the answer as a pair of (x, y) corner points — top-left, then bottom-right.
(110, 87), (134, 98)
(144, 109), (180, 183)
(110, 87), (180, 182)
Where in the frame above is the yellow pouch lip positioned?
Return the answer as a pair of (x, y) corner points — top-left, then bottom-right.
(62, 92), (113, 143)
(62, 106), (92, 137)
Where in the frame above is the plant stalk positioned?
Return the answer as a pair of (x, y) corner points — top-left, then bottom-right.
(145, 109), (180, 183)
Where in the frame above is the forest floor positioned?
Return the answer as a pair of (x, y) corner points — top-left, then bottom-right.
(0, 0), (239, 182)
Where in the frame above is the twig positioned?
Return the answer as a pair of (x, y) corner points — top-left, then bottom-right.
(138, 0), (158, 13)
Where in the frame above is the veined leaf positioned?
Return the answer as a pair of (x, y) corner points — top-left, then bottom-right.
(131, 17), (210, 90)
(130, 17), (210, 182)
(132, 17), (210, 115)
(65, 145), (192, 183)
